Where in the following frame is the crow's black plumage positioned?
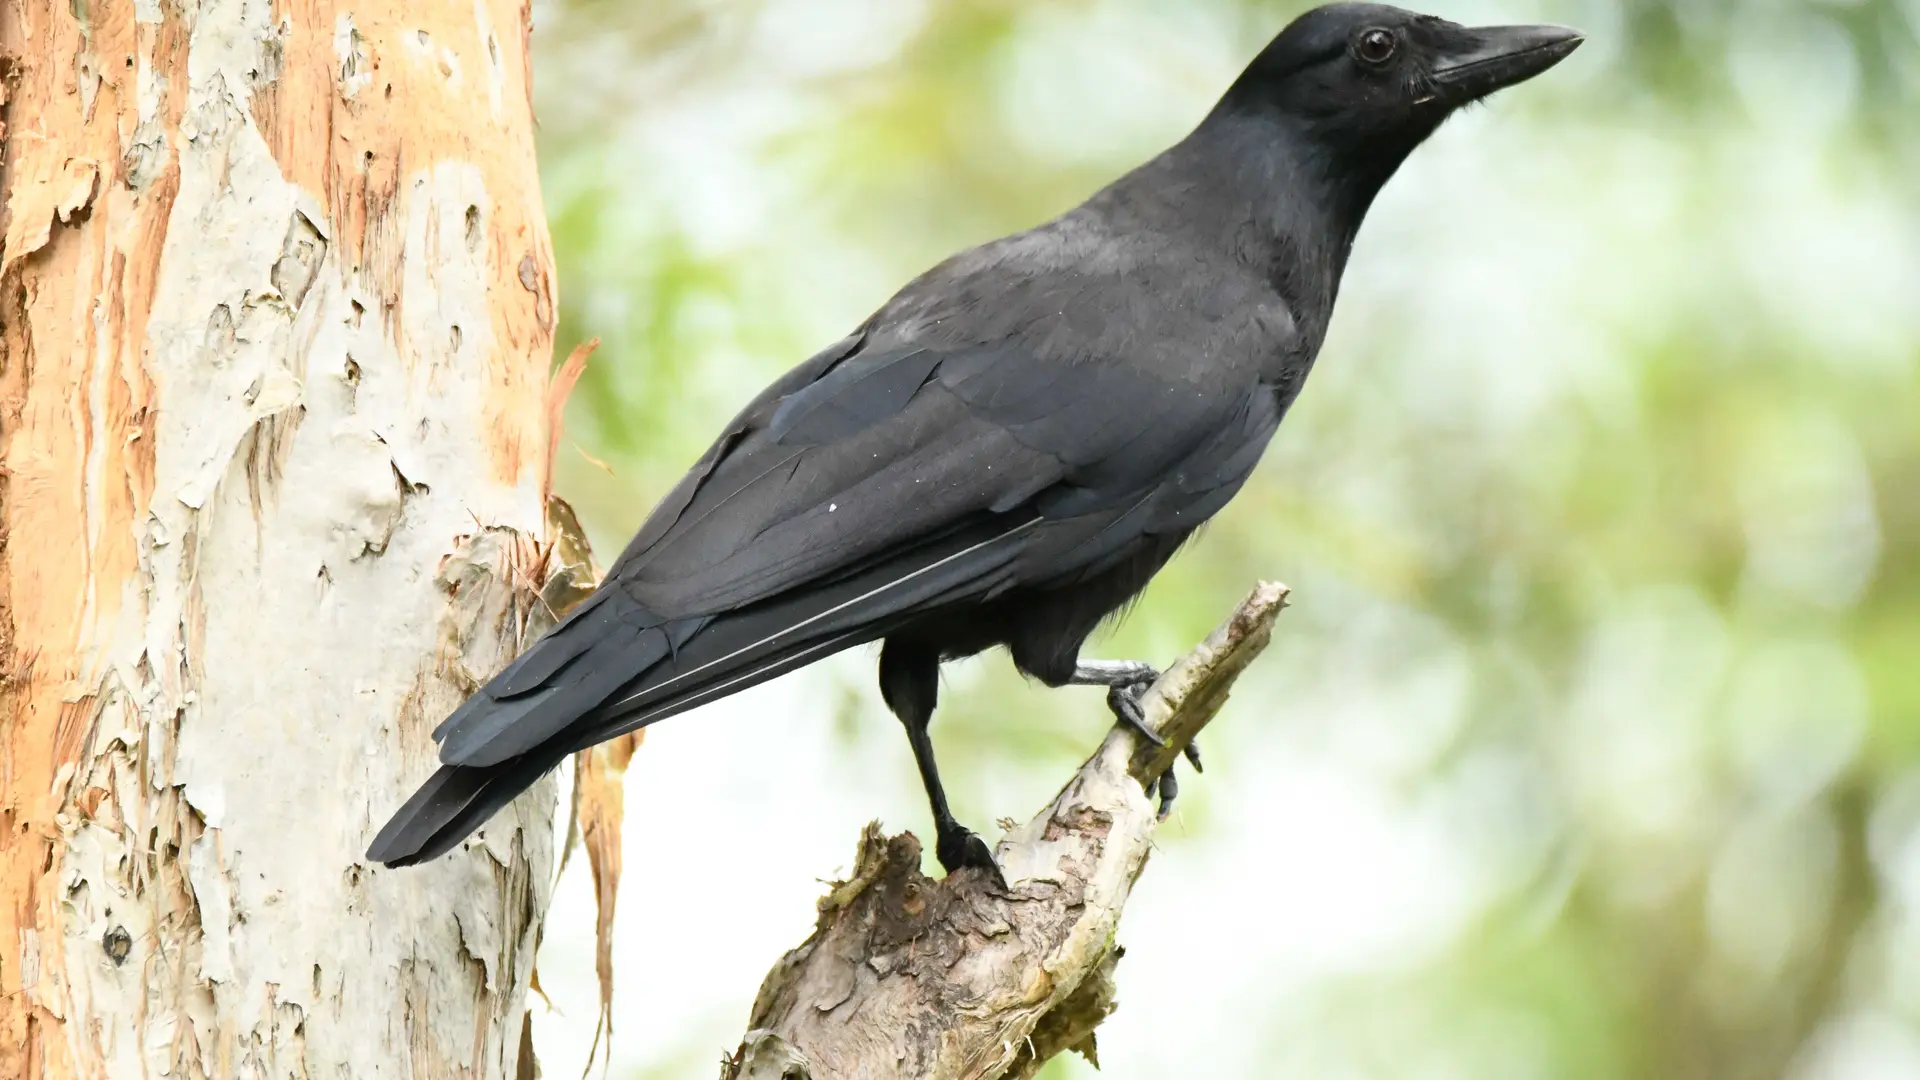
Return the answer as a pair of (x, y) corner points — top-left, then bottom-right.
(368, 4), (1581, 871)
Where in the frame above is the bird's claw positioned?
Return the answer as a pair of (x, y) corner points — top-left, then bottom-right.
(1106, 683), (1164, 745)
(935, 825), (1006, 889)
(1143, 739), (1203, 818)
(1107, 681), (1203, 773)
(1086, 659), (1198, 819)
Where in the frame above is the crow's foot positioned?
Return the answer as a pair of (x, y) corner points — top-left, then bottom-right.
(1106, 682), (1162, 744)
(1077, 658), (1203, 819)
(1144, 749), (1204, 820)
(1101, 678), (1203, 769)
(1147, 766), (1181, 820)
(935, 824), (1006, 889)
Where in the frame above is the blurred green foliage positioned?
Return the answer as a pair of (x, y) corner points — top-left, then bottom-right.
(531, 1), (1920, 1077)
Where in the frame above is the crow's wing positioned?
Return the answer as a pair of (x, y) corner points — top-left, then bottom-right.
(435, 331), (1267, 760)
(367, 328), (1283, 867)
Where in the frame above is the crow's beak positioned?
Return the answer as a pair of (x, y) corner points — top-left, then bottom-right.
(1431, 24), (1583, 102)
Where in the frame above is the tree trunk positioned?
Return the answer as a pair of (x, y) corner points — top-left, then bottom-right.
(0, 1), (560, 1076)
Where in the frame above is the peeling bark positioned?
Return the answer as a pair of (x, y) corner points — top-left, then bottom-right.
(0, 0), (560, 1077)
(723, 583), (1291, 1080)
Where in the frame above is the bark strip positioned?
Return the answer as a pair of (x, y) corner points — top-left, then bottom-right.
(723, 581), (1290, 1080)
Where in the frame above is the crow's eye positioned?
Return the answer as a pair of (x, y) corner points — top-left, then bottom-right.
(1353, 28), (1397, 66)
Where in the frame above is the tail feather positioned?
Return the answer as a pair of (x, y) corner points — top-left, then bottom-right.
(569, 625), (876, 750)
(436, 617), (673, 768)
(490, 588), (621, 699)
(363, 749), (565, 868)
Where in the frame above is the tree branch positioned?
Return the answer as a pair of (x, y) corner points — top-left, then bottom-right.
(722, 581), (1291, 1080)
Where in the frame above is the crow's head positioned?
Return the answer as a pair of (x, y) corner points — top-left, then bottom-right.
(1221, 3), (1581, 165)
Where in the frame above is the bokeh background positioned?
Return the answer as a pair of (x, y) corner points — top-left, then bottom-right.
(520, 1), (1920, 1076)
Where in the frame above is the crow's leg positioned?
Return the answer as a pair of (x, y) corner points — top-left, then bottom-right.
(880, 638), (1004, 885)
(1069, 659), (1159, 688)
(1071, 658), (1201, 818)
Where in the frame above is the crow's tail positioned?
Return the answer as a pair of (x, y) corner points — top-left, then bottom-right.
(364, 750), (569, 867)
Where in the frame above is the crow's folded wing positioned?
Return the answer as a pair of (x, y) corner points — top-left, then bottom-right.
(429, 336), (1277, 769)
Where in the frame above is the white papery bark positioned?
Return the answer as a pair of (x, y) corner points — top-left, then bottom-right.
(0, 1), (561, 1076)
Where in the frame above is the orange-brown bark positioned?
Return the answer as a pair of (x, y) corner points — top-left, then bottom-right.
(1, 3), (169, 1072)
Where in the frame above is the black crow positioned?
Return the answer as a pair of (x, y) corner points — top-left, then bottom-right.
(369, 4), (1581, 874)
